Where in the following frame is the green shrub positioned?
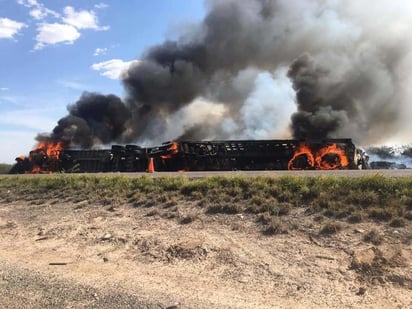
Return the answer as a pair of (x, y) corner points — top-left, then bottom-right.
(0, 163), (13, 174)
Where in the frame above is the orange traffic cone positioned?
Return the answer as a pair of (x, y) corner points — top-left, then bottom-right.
(147, 157), (155, 173)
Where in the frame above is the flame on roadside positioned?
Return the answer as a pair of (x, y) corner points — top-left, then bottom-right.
(315, 144), (349, 170)
(161, 142), (179, 159)
(35, 141), (63, 159)
(29, 141), (63, 173)
(288, 143), (349, 170)
(288, 144), (315, 170)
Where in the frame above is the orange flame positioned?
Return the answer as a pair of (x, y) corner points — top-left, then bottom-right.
(29, 141), (63, 173)
(288, 144), (315, 170)
(31, 166), (42, 174)
(161, 142), (179, 159)
(316, 144), (349, 169)
(288, 143), (349, 170)
(34, 141), (63, 159)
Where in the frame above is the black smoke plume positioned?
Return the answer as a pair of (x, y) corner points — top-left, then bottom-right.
(37, 92), (130, 147)
(38, 0), (412, 148)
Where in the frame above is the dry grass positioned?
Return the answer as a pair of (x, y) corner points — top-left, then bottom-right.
(263, 217), (288, 235)
(1, 174), (411, 236)
(347, 212), (363, 224)
(179, 213), (199, 224)
(363, 229), (384, 245)
(319, 221), (343, 235)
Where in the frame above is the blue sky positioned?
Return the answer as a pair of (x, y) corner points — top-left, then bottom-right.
(0, 0), (206, 163)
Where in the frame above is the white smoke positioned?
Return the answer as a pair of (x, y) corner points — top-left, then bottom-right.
(239, 69), (295, 139)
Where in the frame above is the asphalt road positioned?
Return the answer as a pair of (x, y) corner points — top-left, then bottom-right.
(3, 169), (412, 178)
(132, 169), (412, 178)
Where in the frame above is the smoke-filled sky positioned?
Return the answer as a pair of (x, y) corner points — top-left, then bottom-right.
(2, 0), (412, 163)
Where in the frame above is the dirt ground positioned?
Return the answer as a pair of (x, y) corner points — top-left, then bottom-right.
(0, 197), (411, 308)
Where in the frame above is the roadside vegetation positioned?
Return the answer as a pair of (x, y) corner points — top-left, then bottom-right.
(1, 174), (411, 239)
(0, 163), (12, 174)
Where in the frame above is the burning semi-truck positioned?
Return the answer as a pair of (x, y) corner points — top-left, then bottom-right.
(9, 138), (369, 174)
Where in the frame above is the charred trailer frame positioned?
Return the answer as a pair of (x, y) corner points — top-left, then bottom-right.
(9, 145), (148, 174)
(9, 138), (366, 173)
(60, 145), (148, 173)
(148, 138), (362, 171)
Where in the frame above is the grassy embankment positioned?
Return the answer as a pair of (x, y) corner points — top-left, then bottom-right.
(1, 174), (412, 240)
